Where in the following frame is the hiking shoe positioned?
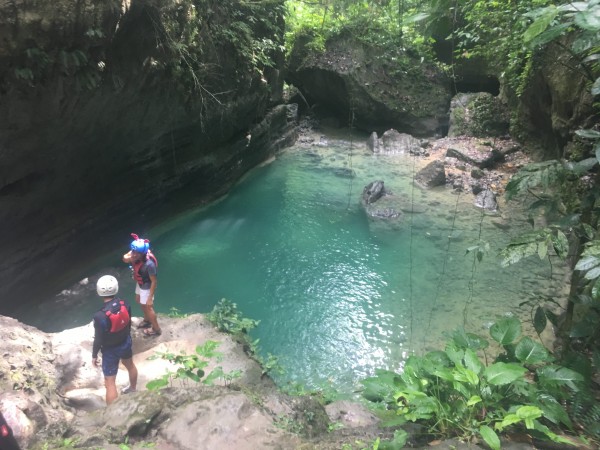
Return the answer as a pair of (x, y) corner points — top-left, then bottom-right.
(121, 386), (136, 394)
(136, 320), (151, 329)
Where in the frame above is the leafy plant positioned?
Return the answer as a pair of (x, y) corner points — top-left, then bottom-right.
(362, 318), (582, 448)
(207, 298), (260, 334)
(146, 340), (241, 390)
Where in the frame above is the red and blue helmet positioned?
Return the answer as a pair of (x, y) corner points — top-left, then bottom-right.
(130, 233), (150, 254)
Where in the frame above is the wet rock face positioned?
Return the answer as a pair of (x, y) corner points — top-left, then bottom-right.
(448, 92), (510, 138)
(367, 129), (427, 156)
(287, 32), (452, 137)
(0, 0), (291, 308)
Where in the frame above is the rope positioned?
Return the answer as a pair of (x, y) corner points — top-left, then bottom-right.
(346, 107), (355, 210)
(463, 203), (486, 327)
(425, 190), (461, 347)
(408, 151), (417, 352)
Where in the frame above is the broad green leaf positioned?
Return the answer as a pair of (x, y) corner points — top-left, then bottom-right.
(592, 277), (600, 299)
(432, 367), (455, 381)
(552, 230), (569, 258)
(446, 328), (489, 350)
(497, 413), (521, 430)
(537, 366), (583, 391)
(484, 362), (527, 385)
(574, 8), (600, 30)
(568, 157), (598, 175)
(145, 377), (169, 391)
(467, 395), (482, 406)
(516, 405), (542, 422)
(537, 241), (548, 259)
(535, 393), (573, 428)
(533, 422), (579, 446)
(464, 348), (484, 375)
(452, 366), (479, 386)
(379, 429), (408, 450)
(529, 23), (570, 47)
(533, 306), (547, 334)
(523, 6), (558, 42)
(515, 336), (551, 364)
(203, 366), (224, 385)
(490, 317), (522, 345)
(593, 77), (600, 96)
(584, 266), (600, 280)
(479, 425), (501, 450)
(576, 129), (600, 139)
(361, 369), (403, 402)
(575, 255), (600, 271)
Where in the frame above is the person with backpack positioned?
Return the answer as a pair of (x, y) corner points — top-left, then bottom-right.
(92, 275), (138, 404)
(0, 411), (21, 450)
(122, 233), (161, 337)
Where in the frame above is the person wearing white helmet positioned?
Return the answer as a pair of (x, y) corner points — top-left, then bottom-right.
(92, 275), (138, 404)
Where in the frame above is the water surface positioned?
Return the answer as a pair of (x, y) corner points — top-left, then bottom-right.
(14, 129), (568, 392)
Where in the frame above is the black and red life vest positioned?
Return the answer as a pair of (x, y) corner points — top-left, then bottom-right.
(131, 250), (158, 286)
(104, 299), (130, 333)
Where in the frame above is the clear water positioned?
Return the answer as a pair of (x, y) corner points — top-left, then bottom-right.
(14, 129), (568, 393)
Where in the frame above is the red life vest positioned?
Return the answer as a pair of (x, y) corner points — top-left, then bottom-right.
(104, 299), (130, 333)
(132, 250), (158, 286)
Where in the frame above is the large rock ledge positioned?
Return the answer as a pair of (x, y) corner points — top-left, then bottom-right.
(0, 314), (385, 449)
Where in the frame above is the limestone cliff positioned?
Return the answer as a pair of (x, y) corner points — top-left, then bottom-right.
(0, 0), (294, 308)
(286, 32), (452, 137)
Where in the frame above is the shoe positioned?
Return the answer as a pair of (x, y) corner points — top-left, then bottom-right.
(121, 386), (136, 394)
(136, 320), (151, 329)
(143, 328), (162, 337)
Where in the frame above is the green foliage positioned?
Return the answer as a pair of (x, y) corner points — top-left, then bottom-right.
(167, 307), (189, 318)
(523, 0), (600, 87)
(361, 318), (581, 446)
(146, 340), (241, 390)
(206, 298), (260, 334)
(285, 0), (436, 59)
(499, 227), (569, 267)
(155, 0), (285, 107)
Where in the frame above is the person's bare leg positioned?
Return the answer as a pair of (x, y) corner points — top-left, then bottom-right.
(105, 375), (118, 404)
(142, 304), (161, 333)
(121, 358), (138, 390)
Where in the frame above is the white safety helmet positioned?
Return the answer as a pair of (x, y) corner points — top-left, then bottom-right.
(96, 275), (119, 297)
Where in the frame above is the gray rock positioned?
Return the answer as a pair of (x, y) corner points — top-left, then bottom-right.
(474, 189), (498, 211)
(415, 160), (446, 188)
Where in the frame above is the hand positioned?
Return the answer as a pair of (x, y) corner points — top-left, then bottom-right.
(92, 358), (99, 367)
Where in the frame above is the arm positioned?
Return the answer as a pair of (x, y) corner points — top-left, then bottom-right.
(148, 274), (157, 301)
(122, 250), (133, 264)
(91, 313), (104, 366)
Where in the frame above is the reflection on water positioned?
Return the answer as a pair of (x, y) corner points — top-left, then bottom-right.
(14, 130), (569, 393)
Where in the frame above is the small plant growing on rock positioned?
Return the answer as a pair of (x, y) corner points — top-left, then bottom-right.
(146, 340), (241, 389)
(207, 298), (260, 334)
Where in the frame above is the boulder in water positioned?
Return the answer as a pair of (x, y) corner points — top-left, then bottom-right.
(474, 189), (498, 211)
(362, 180), (386, 204)
(415, 160), (446, 188)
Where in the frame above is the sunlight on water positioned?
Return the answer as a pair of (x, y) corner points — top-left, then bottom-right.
(16, 130), (569, 393)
